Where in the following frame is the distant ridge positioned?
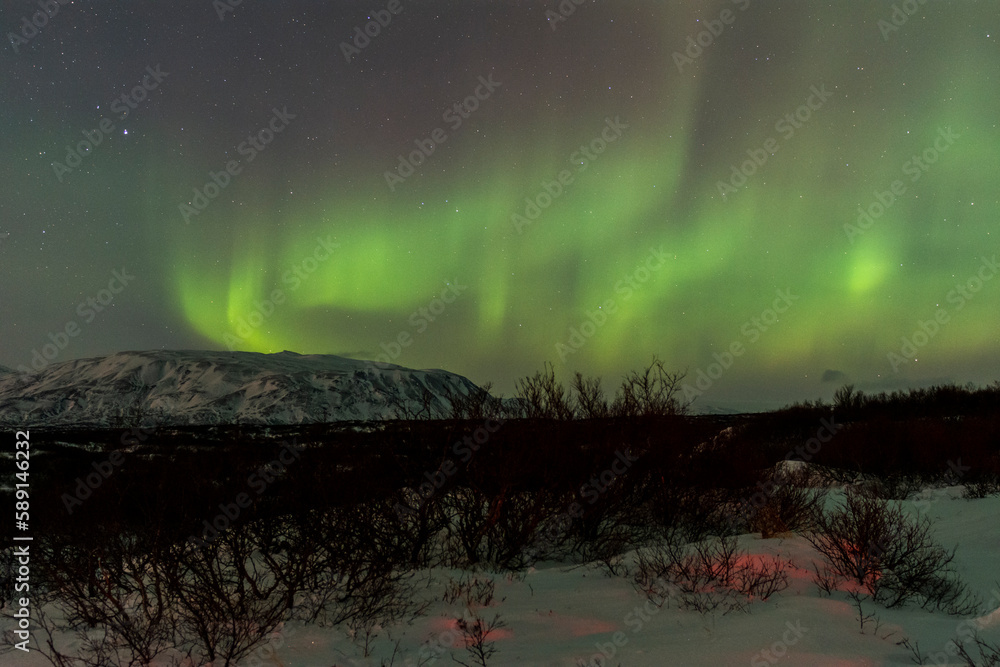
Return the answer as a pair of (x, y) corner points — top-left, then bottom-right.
(0, 350), (481, 427)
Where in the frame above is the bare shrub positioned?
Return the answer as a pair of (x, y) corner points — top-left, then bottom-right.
(509, 357), (687, 419)
(565, 463), (656, 576)
(610, 357), (687, 417)
(442, 573), (500, 609)
(571, 519), (637, 577)
(290, 506), (418, 631)
(845, 589), (897, 639)
(453, 612), (507, 667)
(389, 488), (450, 567)
(445, 382), (506, 421)
(901, 633), (1000, 667)
(31, 530), (185, 667)
(872, 473), (928, 501)
(0, 547), (17, 615)
(834, 383), (866, 415)
(27, 507), (418, 667)
(440, 487), (562, 571)
(965, 475), (1000, 499)
(745, 470), (826, 538)
(811, 561), (839, 597)
(954, 633), (1000, 667)
(437, 574), (506, 667)
(511, 362), (575, 420)
(633, 531), (789, 615)
(806, 485), (979, 614)
(572, 372), (611, 419)
(165, 530), (301, 666)
(30, 522), (297, 667)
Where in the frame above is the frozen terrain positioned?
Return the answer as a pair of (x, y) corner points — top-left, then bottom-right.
(5, 485), (998, 666)
(0, 350), (480, 427)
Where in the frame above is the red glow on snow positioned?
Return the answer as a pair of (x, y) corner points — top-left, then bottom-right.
(428, 617), (455, 632)
(787, 656), (874, 666)
(551, 615), (618, 637)
(428, 616), (514, 646)
(819, 598), (859, 617)
(733, 552), (785, 569)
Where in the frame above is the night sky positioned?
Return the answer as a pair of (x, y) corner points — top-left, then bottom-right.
(2, 1), (998, 411)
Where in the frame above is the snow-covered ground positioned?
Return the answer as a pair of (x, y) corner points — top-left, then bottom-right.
(6, 487), (998, 666)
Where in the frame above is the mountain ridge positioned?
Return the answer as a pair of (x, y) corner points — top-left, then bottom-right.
(0, 349), (481, 427)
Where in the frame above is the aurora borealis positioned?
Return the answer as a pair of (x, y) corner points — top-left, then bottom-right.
(2, 1), (998, 410)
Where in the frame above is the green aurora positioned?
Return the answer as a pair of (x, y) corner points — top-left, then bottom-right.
(3, 1), (998, 409)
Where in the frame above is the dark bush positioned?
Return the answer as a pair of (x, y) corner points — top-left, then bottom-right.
(634, 530), (790, 615)
(28, 506), (417, 667)
(806, 485), (979, 614)
(745, 469), (826, 538)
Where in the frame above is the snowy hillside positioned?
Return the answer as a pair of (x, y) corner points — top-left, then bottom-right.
(0, 350), (482, 427)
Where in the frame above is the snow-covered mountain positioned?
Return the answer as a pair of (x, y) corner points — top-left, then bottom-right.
(0, 350), (483, 427)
